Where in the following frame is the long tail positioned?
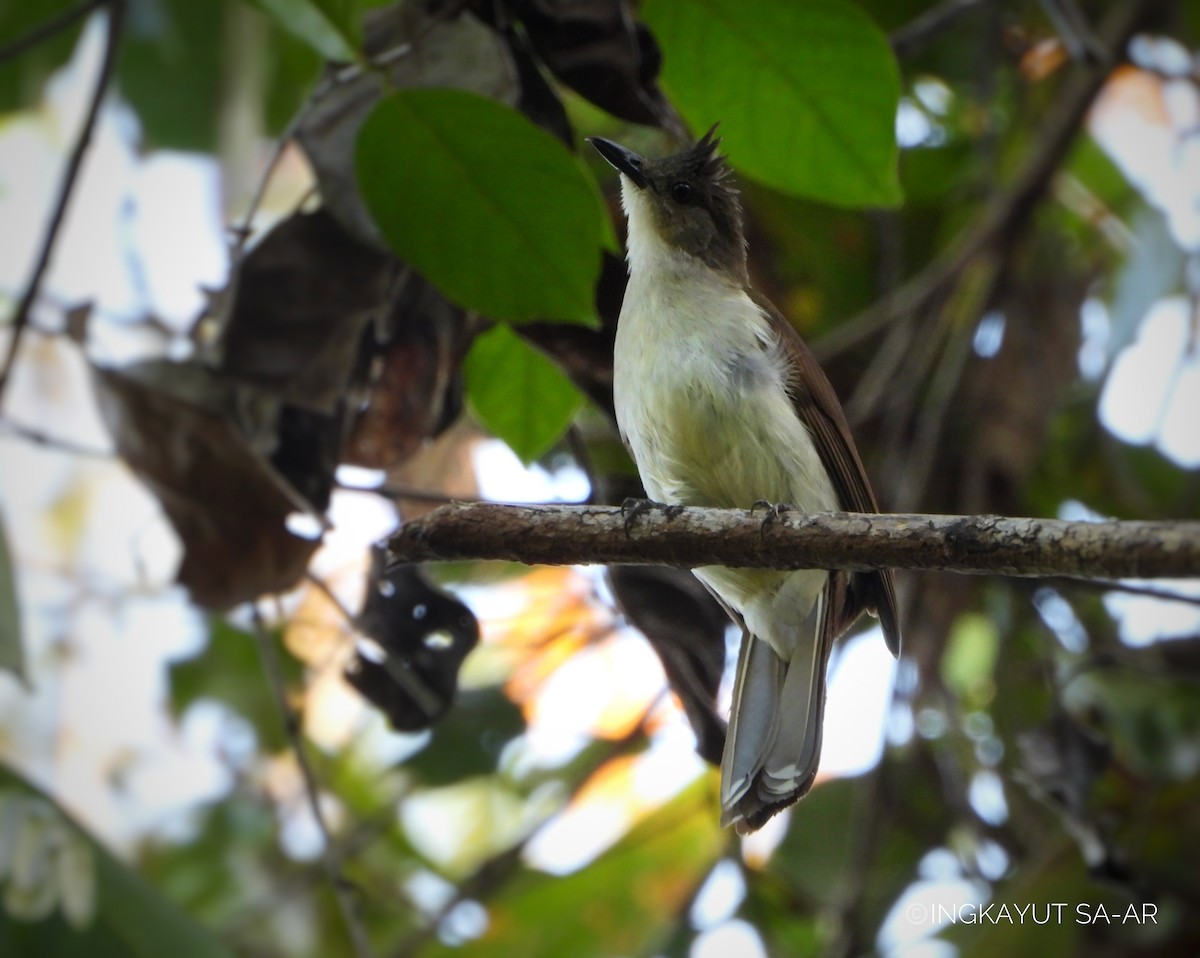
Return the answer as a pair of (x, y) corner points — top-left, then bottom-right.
(719, 597), (830, 833)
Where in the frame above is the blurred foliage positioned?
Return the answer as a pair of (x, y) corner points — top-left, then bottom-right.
(419, 777), (726, 958)
(169, 619), (302, 752)
(1, 0), (1199, 957)
(0, 511), (22, 685)
(249, 0), (361, 62)
(0, 769), (235, 958)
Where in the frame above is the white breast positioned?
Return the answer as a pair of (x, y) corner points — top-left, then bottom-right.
(613, 253), (837, 516)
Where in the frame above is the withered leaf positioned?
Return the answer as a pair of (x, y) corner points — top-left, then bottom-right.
(344, 269), (472, 471)
(92, 360), (328, 609)
(218, 209), (394, 415)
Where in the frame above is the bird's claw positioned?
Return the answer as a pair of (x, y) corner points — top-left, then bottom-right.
(620, 497), (654, 536)
(752, 501), (793, 539)
(620, 498), (683, 536)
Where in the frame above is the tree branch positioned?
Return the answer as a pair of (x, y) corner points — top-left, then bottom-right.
(386, 504), (1200, 581)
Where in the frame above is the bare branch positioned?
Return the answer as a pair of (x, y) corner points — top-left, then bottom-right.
(386, 503), (1200, 581)
(0, 0), (124, 408)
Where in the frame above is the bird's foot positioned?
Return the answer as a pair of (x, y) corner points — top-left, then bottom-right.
(620, 497), (683, 536)
(751, 500), (793, 539)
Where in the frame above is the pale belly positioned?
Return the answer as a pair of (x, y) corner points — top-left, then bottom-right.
(615, 346), (837, 628)
(618, 354), (837, 512)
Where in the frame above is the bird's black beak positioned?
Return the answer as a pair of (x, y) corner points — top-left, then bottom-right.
(588, 137), (647, 189)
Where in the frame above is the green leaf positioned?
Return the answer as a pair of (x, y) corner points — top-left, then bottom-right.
(642, 0), (902, 207)
(464, 324), (584, 464)
(117, 0), (227, 150)
(0, 767), (235, 958)
(0, 512), (24, 686)
(419, 776), (725, 958)
(356, 89), (604, 324)
(246, 0), (360, 61)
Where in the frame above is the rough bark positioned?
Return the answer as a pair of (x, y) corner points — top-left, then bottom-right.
(385, 503), (1200, 580)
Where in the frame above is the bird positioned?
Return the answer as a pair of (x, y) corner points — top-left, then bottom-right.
(589, 127), (901, 832)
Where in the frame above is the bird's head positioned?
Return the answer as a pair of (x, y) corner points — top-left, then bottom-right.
(589, 127), (748, 283)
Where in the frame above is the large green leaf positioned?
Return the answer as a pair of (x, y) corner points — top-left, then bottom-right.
(419, 776), (726, 958)
(643, 0), (902, 207)
(0, 512), (24, 686)
(464, 324), (585, 464)
(0, 766), (235, 958)
(356, 89), (604, 325)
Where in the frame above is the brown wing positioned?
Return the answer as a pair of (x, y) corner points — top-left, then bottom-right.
(750, 289), (901, 657)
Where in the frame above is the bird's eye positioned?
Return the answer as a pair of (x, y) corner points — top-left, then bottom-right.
(670, 181), (694, 204)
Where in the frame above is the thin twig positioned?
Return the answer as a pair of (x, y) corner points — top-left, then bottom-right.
(0, 0), (124, 410)
(229, 19), (445, 258)
(0, 417), (112, 458)
(0, 0), (106, 64)
(890, 0), (989, 59)
(1040, 0), (1108, 65)
(336, 480), (467, 505)
(815, 0), (1165, 365)
(304, 570), (358, 625)
(251, 607), (377, 958)
(317, 40), (414, 97)
(223, 788), (409, 943)
(228, 131), (295, 256)
(1049, 576), (1200, 607)
(335, 479), (592, 509)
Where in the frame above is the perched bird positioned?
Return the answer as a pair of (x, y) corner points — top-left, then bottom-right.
(590, 128), (901, 832)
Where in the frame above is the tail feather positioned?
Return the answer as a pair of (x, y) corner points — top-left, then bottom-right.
(720, 597), (830, 833)
(719, 628), (784, 817)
